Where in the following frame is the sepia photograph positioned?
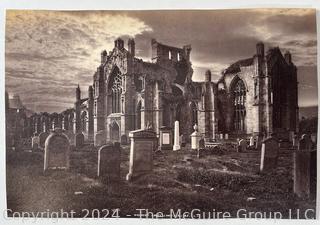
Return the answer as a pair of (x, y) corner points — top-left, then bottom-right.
(4, 7), (318, 220)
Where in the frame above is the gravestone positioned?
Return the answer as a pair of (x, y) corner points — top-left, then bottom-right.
(126, 129), (157, 181)
(224, 134), (229, 140)
(260, 137), (279, 172)
(120, 134), (128, 145)
(39, 132), (49, 149)
(173, 121), (180, 151)
(219, 133), (224, 139)
(94, 130), (105, 147)
(97, 143), (121, 181)
(293, 134), (316, 198)
(249, 136), (255, 147)
(159, 126), (173, 150)
(190, 124), (202, 150)
(32, 135), (40, 151)
(238, 139), (247, 152)
(44, 129), (70, 171)
(75, 132), (84, 148)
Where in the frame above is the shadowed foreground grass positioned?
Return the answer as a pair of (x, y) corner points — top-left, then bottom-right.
(6, 145), (316, 219)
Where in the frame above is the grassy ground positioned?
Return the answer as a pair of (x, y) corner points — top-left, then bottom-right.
(6, 144), (316, 219)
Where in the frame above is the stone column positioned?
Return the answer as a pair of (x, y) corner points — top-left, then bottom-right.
(173, 121), (180, 151)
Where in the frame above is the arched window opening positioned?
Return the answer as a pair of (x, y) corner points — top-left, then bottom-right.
(109, 67), (122, 113)
(233, 79), (246, 131)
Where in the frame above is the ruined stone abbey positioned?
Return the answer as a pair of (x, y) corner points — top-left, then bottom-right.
(7, 37), (299, 146)
(70, 37), (299, 144)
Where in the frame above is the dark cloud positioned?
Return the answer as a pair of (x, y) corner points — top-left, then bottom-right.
(5, 9), (317, 112)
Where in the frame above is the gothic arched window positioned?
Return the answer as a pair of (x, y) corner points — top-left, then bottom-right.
(81, 111), (87, 132)
(109, 67), (122, 113)
(233, 79), (246, 131)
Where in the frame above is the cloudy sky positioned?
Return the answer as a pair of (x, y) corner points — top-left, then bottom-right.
(5, 9), (317, 113)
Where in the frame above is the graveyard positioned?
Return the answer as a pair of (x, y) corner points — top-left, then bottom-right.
(6, 132), (316, 219)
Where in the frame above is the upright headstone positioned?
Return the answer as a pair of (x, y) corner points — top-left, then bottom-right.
(39, 132), (49, 149)
(190, 124), (202, 150)
(159, 126), (173, 150)
(126, 129), (157, 181)
(219, 133), (224, 140)
(294, 134), (314, 198)
(97, 143), (121, 181)
(224, 134), (229, 140)
(75, 132), (84, 148)
(94, 130), (105, 147)
(238, 139), (247, 152)
(249, 136), (255, 147)
(120, 134), (128, 145)
(260, 137), (279, 172)
(44, 129), (70, 171)
(173, 121), (180, 151)
(32, 135), (40, 151)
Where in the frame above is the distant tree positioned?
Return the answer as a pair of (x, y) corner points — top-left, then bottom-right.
(299, 116), (318, 134)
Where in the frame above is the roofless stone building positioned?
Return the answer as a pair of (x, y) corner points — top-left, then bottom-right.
(71, 38), (298, 144)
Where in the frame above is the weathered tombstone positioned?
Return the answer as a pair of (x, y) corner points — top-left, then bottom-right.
(260, 137), (279, 173)
(97, 142), (121, 181)
(75, 132), (84, 148)
(173, 121), (180, 151)
(224, 134), (229, 140)
(39, 132), (49, 149)
(219, 133), (224, 140)
(238, 139), (247, 152)
(190, 124), (202, 150)
(293, 134), (315, 198)
(32, 135), (40, 151)
(159, 126), (173, 150)
(249, 136), (255, 147)
(94, 130), (105, 147)
(120, 134), (128, 145)
(44, 129), (70, 171)
(126, 129), (157, 181)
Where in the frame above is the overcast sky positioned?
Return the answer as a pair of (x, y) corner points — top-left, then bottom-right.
(5, 9), (317, 113)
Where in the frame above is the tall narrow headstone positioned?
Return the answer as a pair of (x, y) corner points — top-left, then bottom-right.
(126, 129), (157, 181)
(44, 129), (70, 171)
(97, 143), (121, 181)
(190, 124), (201, 150)
(294, 134), (315, 198)
(224, 134), (229, 140)
(249, 136), (255, 147)
(260, 137), (279, 172)
(173, 121), (180, 151)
